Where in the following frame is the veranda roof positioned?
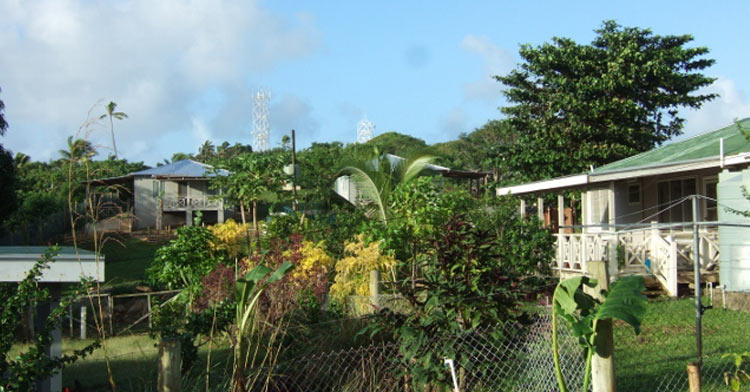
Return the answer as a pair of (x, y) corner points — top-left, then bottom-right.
(497, 118), (750, 196)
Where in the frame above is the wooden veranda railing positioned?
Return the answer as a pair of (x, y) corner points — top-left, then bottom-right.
(554, 228), (720, 297)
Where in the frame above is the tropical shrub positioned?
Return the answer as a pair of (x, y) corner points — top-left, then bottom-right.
(329, 234), (396, 304)
(147, 223), (225, 299)
(364, 209), (554, 391)
(209, 219), (250, 259)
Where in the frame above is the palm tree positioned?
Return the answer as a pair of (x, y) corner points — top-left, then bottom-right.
(99, 101), (128, 159)
(59, 136), (96, 164)
(339, 151), (436, 224)
(13, 152), (30, 169)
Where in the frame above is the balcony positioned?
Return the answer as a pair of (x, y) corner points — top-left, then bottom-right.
(163, 196), (222, 211)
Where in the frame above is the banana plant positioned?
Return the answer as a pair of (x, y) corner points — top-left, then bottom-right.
(231, 261), (294, 391)
(551, 275), (647, 392)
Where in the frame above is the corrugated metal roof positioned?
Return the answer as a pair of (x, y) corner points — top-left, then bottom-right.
(131, 159), (228, 178)
(593, 118), (750, 174)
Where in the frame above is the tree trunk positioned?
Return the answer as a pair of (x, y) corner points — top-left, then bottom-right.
(240, 203), (247, 226)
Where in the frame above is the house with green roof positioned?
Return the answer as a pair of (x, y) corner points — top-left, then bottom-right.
(497, 119), (750, 296)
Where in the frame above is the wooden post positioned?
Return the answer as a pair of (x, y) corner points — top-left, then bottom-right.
(519, 199), (527, 218)
(687, 362), (701, 392)
(80, 305), (87, 340)
(588, 260), (616, 392)
(369, 270), (381, 310)
(158, 338), (182, 392)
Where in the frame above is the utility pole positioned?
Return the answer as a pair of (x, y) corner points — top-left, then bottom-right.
(291, 129), (298, 211)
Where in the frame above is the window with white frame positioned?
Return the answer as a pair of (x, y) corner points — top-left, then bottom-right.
(657, 178), (696, 223)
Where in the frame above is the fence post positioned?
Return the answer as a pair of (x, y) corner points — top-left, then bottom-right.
(108, 295), (114, 336)
(157, 338), (181, 392)
(588, 260), (615, 392)
(80, 305), (87, 340)
(687, 362), (701, 392)
(369, 270), (381, 310)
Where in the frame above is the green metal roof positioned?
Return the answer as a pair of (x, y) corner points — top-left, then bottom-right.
(593, 118), (750, 174)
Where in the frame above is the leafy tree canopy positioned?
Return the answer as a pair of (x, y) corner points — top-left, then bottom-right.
(496, 20), (716, 181)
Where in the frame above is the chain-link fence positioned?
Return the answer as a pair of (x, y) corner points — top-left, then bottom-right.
(243, 312), (586, 392)
(238, 295), (750, 392)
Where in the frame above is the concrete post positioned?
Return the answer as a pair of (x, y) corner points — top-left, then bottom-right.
(158, 338), (182, 392)
(36, 285), (62, 392)
(519, 199), (527, 218)
(588, 260), (616, 392)
(369, 270), (381, 310)
(80, 305), (87, 340)
(537, 197), (545, 224)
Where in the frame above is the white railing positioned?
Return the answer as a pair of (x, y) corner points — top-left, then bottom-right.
(555, 233), (612, 274)
(650, 235), (678, 297)
(554, 228), (716, 297)
(163, 196), (222, 211)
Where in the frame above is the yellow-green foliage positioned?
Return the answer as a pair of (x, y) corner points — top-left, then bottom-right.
(209, 219), (250, 258)
(330, 234), (396, 303)
(286, 240), (334, 284)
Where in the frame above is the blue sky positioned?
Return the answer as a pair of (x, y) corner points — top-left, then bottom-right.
(1, 0), (749, 166)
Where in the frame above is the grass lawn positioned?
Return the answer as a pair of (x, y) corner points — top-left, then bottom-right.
(78, 236), (166, 289)
(13, 334), (232, 392)
(614, 297), (750, 391)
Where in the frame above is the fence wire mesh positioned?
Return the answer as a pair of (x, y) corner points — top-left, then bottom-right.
(241, 294), (750, 392)
(245, 312), (586, 392)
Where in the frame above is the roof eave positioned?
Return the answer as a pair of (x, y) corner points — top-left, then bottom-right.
(496, 174), (589, 196)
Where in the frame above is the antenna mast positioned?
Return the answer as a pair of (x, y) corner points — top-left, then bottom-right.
(357, 116), (374, 143)
(253, 90), (271, 151)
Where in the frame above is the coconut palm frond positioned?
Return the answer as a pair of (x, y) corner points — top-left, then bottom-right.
(401, 155), (437, 183)
(340, 164), (389, 223)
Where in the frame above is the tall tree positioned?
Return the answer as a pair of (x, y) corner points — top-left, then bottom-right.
(210, 152), (286, 239)
(59, 136), (96, 164)
(496, 20), (716, 181)
(99, 101), (128, 159)
(0, 87), (16, 226)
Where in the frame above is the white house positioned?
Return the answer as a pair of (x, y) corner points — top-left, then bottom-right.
(497, 119), (750, 297)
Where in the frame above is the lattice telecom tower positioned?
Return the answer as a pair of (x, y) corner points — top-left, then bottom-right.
(356, 116), (374, 143)
(252, 90), (271, 151)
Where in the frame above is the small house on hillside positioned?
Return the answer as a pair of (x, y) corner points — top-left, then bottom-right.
(334, 154), (491, 204)
(497, 119), (750, 298)
(93, 160), (229, 230)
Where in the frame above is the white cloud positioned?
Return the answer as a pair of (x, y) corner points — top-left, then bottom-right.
(460, 35), (513, 103)
(680, 77), (750, 139)
(0, 0), (320, 163)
